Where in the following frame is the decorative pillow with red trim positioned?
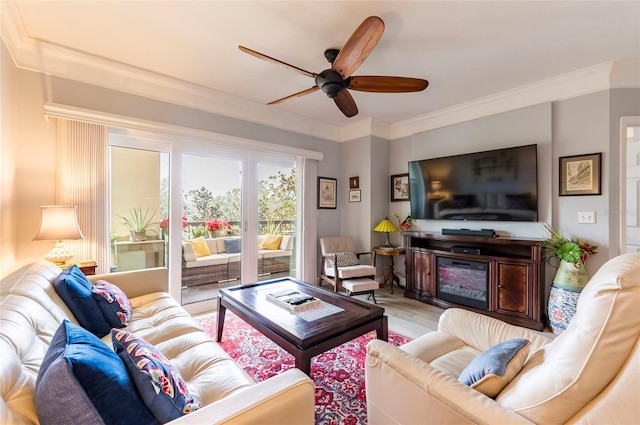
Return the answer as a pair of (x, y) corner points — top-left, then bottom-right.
(112, 330), (201, 423)
(92, 280), (132, 328)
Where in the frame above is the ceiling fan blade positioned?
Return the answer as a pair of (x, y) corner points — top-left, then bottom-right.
(268, 86), (319, 105)
(349, 76), (429, 93)
(334, 90), (358, 117)
(332, 16), (384, 79)
(239, 46), (317, 79)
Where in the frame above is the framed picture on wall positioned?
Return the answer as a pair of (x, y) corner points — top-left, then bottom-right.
(391, 173), (410, 202)
(349, 189), (361, 202)
(318, 177), (337, 209)
(559, 153), (602, 196)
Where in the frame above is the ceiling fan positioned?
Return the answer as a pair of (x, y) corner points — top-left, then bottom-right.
(239, 16), (429, 118)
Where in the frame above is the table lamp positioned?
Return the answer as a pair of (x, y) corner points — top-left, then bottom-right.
(33, 205), (84, 266)
(374, 217), (399, 248)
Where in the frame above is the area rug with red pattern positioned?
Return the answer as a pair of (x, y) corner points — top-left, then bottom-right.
(196, 312), (410, 425)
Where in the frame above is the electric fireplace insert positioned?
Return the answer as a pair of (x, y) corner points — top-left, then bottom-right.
(436, 257), (489, 309)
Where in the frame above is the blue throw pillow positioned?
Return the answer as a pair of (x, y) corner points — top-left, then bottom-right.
(458, 338), (530, 398)
(53, 265), (111, 337)
(224, 238), (241, 254)
(36, 320), (156, 425)
(112, 329), (201, 423)
(92, 279), (132, 328)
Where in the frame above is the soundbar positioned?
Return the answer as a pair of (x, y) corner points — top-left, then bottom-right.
(442, 228), (497, 238)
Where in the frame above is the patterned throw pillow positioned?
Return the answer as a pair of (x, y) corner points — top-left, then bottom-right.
(92, 280), (132, 328)
(53, 265), (111, 337)
(112, 330), (201, 423)
(328, 251), (361, 267)
(458, 338), (530, 398)
(36, 320), (156, 425)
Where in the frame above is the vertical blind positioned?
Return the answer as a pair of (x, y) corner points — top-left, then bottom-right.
(56, 120), (109, 273)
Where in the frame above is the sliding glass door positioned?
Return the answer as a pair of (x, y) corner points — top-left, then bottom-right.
(108, 130), (301, 312)
(180, 154), (242, 305)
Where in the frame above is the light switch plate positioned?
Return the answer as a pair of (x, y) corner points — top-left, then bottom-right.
(578, 211), (596, 224)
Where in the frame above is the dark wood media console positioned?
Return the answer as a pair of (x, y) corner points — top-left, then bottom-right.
(404, 231), (545, 331)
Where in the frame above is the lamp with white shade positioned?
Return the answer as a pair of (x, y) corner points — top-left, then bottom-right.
(33, 205), (84, 266)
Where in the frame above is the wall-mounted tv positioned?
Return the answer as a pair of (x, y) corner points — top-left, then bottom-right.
(408, 144), (538, 222)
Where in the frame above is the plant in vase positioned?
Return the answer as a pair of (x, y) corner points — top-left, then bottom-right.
(394, 214), (412, 247)
(159, 216), (189, 239)
(119, 206), (157, 241)
(205, 218), (231, 237)
(542, 224), (597, 334)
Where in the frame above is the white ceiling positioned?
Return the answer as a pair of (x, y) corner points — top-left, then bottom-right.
(3, 1), (640, 132)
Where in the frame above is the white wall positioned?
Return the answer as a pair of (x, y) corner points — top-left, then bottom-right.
(1, 42), (57, 277)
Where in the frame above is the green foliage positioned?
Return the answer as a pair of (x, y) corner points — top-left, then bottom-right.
(185, 186), (221, 221)
(189, 225), (208, 238)
(542, 224), (598, 264)
(182, 169), (296, 235)
(119, 206), (157, 232)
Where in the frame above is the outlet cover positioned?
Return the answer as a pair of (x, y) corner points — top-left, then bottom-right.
(578, 211), (596, 224)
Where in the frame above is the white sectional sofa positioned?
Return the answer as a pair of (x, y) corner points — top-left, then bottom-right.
(1, 261), (314, 425)
(182, 235), (294, 286)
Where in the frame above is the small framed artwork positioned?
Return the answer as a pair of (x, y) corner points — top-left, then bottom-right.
(559, 153), (602, 196)
(349, 189), (361, 202)
(391, 173), (410, 202)
(318, 177), (337, 209)
(349, 176), (360, 189)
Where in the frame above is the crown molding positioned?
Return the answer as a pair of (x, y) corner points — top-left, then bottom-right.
(3, 2), (638, 144)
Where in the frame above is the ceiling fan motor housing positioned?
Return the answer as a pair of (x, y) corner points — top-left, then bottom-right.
(315, 70), (350, 98)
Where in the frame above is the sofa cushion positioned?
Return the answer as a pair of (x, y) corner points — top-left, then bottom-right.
(53, 265), (111, 337)
(224, 238), (241, 254)
(260, 235), (283, 250)
(112, 329), (201, 423)
(458, 338), (530, 398)
(36, 320), (155, 425)
(92, 279), (132, 328)
(187, 237), (211, 257)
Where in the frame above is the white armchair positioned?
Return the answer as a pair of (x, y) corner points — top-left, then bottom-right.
(365, 253), (640, 424)
(319, 236), (376, 292)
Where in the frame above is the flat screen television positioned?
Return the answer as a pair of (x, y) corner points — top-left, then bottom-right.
(408, 144), (538, 221)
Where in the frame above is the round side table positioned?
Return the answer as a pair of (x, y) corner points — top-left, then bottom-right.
(373, 247), (405, 294)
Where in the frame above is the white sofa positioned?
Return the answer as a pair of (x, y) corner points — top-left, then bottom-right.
(366, 253), (640, 424)
(1, 261), (315, 425)
(182, 235), (294, 286)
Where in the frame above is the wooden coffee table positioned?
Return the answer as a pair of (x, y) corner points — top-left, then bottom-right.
(216, 277), (388, 376)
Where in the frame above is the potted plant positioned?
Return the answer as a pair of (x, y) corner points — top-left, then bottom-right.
(119, 206), (157, 241)
(205, 218), (232, 237)
(542, 224), (597, 334)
